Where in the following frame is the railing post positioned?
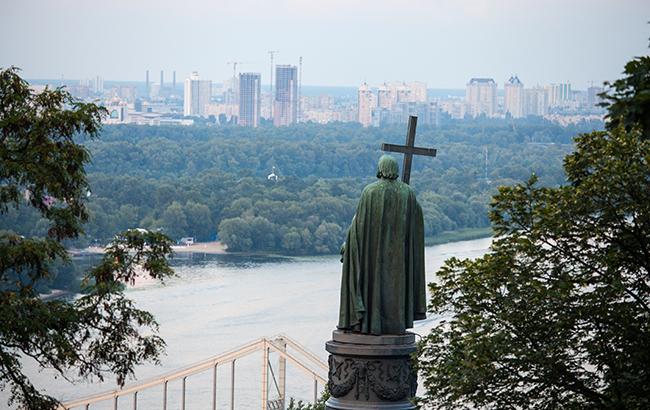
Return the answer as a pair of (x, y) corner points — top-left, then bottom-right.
(212, 363), (218, 410)
(262, 341), (269, 410)
(182, 376), (187, 410)
(163, 380), (168, 410)
(277, 337), (287, 409)
(60, 335), (328, 410)
(230, 360), (236, 410)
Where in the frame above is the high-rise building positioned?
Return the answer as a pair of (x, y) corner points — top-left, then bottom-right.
(273, 65), (298, 126)
(358, 82), (377, 127)
(524, 87), (548, 116)
(408, 82), (427, 103)
(238, 73), (261, 127)
(377, 83), (393, 109)
(546, 83), (572, 107)
(372, 101), (439, 127)
(504, 75), (524, 118)
(145, 70), (150, 98)
(183, 71), (212, 117)
(93, 76), (104, 94)
(466, 78), (497, 117)
(375, 81), (427, 111)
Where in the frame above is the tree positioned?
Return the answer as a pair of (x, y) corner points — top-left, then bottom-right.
(0, 67), (174, 409)
(600, 54), (650, 139)
(184, 200), (213, 241)
(218, 217), (253, 251)
(418, 55), (650, 408)
(159, 201), (188, 240)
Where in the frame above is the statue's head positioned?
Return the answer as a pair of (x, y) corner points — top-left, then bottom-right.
(376, 155), (399, 180)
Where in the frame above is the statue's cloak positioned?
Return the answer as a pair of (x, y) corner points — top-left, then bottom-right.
(338, 178), (426, 335)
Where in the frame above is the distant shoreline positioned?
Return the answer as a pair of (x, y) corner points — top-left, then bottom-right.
(71, 230), (491, 259)
(72, 240), (227, 256)
(424, 227), (493, 246)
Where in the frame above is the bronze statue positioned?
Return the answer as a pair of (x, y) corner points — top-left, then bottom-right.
(337, 155), (426, 335)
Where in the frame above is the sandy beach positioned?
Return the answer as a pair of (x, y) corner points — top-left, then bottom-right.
(170, 240), (227, 254)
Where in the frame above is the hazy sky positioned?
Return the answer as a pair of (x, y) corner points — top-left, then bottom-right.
(1, 0), (648, 89)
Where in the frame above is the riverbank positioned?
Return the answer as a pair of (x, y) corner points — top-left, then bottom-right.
(72, 229), (491, 259)
(424, 227), (493, 246)
(73, 240), (227, 256)
(171, 241), (227, 254)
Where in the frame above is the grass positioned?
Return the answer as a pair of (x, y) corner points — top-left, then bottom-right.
(425, 227), (493, 246)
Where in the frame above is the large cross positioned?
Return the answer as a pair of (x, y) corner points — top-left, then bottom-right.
(381, 115), (437, 185)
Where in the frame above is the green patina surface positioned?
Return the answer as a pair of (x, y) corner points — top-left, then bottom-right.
(338, 156), (427, 335)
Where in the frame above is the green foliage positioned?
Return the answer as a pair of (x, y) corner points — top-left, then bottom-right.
(600, 54), (650, 139)
(2, 117), (586, 257)
(0, 67), (104, 241)
(0, 68), (174, 409)
(286, 388), (330, 410)
(418, 55), (650, 409)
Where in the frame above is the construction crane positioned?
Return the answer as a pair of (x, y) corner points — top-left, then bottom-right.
(226, 61), (247, 80)
(226, 61), (250, 105)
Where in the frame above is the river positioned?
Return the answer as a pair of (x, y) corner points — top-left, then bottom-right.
(8, 237), (491, 409)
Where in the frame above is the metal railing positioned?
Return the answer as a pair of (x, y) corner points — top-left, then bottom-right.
(60, 334), (327, 410)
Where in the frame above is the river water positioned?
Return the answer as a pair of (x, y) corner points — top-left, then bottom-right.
(9, 238), (491, 409)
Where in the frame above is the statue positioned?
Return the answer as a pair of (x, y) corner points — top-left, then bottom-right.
(337, 155), (426, 335)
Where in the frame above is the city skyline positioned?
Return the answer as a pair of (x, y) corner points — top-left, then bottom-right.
(1, 0), (648, 89)
(17, 70), (629, 93)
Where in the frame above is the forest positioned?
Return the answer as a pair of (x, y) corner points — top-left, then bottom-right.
(2, 118), (601, 256)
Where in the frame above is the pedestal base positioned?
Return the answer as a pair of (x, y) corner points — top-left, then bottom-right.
(325, 330), (417, 410)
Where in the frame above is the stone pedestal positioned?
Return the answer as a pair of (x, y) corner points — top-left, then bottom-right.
(325, 330), (417, 410)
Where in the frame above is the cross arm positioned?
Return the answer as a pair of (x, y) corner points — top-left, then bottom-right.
(381, 143), (437, 157)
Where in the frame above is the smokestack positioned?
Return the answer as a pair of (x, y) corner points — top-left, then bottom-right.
(160, 70), (164, 88)
(173, 71), (176, 90)
(145, 70), (150, 96)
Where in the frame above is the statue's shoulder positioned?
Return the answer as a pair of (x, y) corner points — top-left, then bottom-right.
(392, 180), (416, 195)
(396, 182), (420, 204)
(361, 180), (383, 194)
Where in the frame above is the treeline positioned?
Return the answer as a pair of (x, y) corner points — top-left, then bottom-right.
(1, 119), (600, 255)
(86, 118), (591, 179)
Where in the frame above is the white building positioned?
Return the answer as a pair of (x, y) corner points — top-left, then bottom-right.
(377, 83), (394, 109)
(183, 72), (212, 117)
(524, 87), (548, 116)
(439, 99), (467, 119)
(376, 81), (427, 110)
(103, 104), (128, 124)
(466, 78), (497, 117)
(504, 75), (524, 118)
(358, 82), (377, 127)
(93, 76), (104, 94)
(545, 83), (572, 108)
(408, 81), (428, 103)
